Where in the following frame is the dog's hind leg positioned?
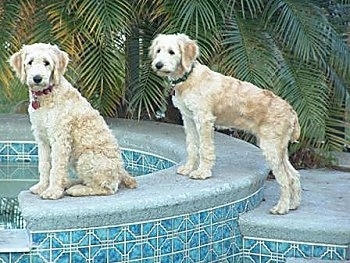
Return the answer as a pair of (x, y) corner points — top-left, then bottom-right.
(260, 138), (291, 214)
(283, 152), (301, 210)
(177, 116), (200, 176)
(65, 183), (116, 196)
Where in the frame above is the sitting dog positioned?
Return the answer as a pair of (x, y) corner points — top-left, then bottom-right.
(9, 43), (137, 200)
(149, 33), (301, 214)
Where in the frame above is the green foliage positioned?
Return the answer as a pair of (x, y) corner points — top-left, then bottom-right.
(0, 0), (349, 155)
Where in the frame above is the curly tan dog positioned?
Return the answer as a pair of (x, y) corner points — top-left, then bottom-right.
(150, 33), (301, 214)
(9, 43), (137, 200)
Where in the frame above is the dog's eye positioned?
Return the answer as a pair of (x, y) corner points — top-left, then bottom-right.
(27, 60), (33, 66)
(44, 60), (50, 66)
(156, 49), (161, 53)
(169, 50), (175, 55)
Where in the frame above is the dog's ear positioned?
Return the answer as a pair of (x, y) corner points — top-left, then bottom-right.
(149, 34), (162, 59)
(9, 47), (26, 83)
(178, 34), (199, 71)
(52, 45), (69, 84)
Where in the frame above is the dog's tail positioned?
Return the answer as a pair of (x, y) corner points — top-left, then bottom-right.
(122, 171), (137, 189)
(290, 112), (300, 143)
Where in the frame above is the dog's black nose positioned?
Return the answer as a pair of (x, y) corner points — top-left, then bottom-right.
(33, 75), (42, 84)
(155, 62), (163, 70)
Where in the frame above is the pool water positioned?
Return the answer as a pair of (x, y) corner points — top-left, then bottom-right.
(0, 148), (176, 230)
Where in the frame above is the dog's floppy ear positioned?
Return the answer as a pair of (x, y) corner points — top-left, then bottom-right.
(51, 45), (69, 84)
(178, 34), (199, 71)
(9, 47), (26, 83)
(149, 34), (162, 59)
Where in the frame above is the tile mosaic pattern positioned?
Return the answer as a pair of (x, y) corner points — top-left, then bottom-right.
(242, 237), (349, 262)
(0, 188), (263, 263)
(0, 142), (176, 178)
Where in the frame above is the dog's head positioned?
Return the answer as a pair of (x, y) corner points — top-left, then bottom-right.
(9, 43), (69, 91)
(149, 33), (199, 78)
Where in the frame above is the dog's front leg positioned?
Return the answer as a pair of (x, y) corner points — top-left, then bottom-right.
(177, 116), (199, 176)
(40, 137), (71, 199)
(30, 139), (51, 195)
(188, 114), (216, 179)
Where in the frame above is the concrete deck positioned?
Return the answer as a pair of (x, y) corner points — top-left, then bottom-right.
(0, 114), (269, 231)
(0, 114), (349, 250)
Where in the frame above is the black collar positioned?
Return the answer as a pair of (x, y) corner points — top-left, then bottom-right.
(170, 63), (195, 87)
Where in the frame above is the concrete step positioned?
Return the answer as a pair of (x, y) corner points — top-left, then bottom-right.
(239, 169), (350, 246)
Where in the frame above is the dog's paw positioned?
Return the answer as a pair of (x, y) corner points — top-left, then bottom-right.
(65, 185), (86, 196)
(30, 183), (48, 195)
(269, 204), (289, 215)
(289, 200), (300, 210)
(40, 187), (64, 200)
(189, 169), (212, 180)
(177, 165), (194, 176)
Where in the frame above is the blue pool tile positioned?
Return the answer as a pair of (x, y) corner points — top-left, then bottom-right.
(53, 232), (70, 247)
(188, 248), (200, 263)
(223, 239), (232, 255)
(160, 238), (172, 254)
(72, 251), (87, 262)
(298, 243), (312, 257)
(199, 245), (210, 261)
(277, 241), (291, 254)
(173, 216), (185, 231)
(142, 222), (155, 236)
(29, 253), (45, 263)
(199, 229), (210, 246)
(142, 242), (155, 258)
(0, 254), (9, 263)
(188, 231), (199, 248)
(160, 218), (173, 232)
(173, 252), (185, 262)
(157, 223), (168, 237)
(78, 247), (89, 259)
(199, 210), (211, 225)
(51, 249), (63, 262)
(173, 236), (185, 252)
(108, 247), (123, 262)
(212, 224), (223, 242)
(92, 247), (108, 263)
(93, 228), (108, 243)
(312, 245), (326, 258)
(126, 240), (136, 255)
(71, 229), (87, 245)
(125, 228), (137, 241)
(31, 233), (50, 249)
(108, 226), (123, 241)
(129, 243), (142, 260)
(188, 213), (199, 226)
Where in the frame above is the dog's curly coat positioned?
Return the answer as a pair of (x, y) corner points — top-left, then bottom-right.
(150, 34), (301, 214)
(9, 43), (137, 200)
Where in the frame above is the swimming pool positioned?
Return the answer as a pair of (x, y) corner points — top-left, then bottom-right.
(0, 118), (269, 262)
(0, 144), (177, 230)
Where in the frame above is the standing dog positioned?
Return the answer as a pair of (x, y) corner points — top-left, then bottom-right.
(9, 43), (137, 200)
(149, 33), (301, 214)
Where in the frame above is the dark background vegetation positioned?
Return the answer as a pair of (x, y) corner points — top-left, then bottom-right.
(1, 0), (350, 167)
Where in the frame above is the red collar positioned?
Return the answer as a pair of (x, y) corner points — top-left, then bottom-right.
(31, 85), (54, 110)
(31, 85), (54, 96)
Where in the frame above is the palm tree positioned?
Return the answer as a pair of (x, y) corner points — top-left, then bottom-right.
(1, 0), (349, 158)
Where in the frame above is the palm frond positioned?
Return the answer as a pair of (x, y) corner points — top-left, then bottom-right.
(128, 64), (168, 119)
(77, 43), (126, 116)
(263, 0), (333, 63)
(220, 12), (278, 89)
